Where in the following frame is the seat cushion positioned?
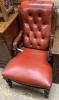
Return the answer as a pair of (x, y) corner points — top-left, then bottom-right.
(2, 48), (52, 89)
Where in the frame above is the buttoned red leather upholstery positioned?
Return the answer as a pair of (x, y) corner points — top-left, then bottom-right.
(19, 1), (53, 50)
(2, 1), (54, 91)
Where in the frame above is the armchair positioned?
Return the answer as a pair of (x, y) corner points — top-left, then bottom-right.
(2, 0), (56, 98)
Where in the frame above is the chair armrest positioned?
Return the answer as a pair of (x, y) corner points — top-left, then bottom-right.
(48, 34), (54, 64)
(12, 31), (23, 55)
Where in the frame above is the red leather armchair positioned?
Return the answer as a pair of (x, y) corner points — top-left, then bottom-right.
(2, 0), (56, 98)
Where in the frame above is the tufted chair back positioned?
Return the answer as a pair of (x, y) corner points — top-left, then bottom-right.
(19, 1), (54, 50)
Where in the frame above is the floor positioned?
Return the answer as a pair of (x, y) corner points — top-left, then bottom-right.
(0, 69), (59, 100)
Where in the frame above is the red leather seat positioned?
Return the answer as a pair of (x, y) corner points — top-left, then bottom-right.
(2, 48), (52, 89)
(2, 0), (56, 97)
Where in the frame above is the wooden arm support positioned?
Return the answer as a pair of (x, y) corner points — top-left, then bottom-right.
(48, 34), (54, 64)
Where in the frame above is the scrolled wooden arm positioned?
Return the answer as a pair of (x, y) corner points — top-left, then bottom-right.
(12, 31), (23, 55)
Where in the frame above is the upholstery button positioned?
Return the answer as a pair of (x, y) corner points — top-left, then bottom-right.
(38, 13), (41, 17)
(42, 36), (45, 39)
(43, 22), (46, 25)
(30, 28), (33, 31)
(30, 43), (32, 47)
(29, 13), (32, 17)
(34, 35), (37, 39)
(26, 33), (29, 37)
(34, 21), (37, 24)
(39, 29), (41, 31)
